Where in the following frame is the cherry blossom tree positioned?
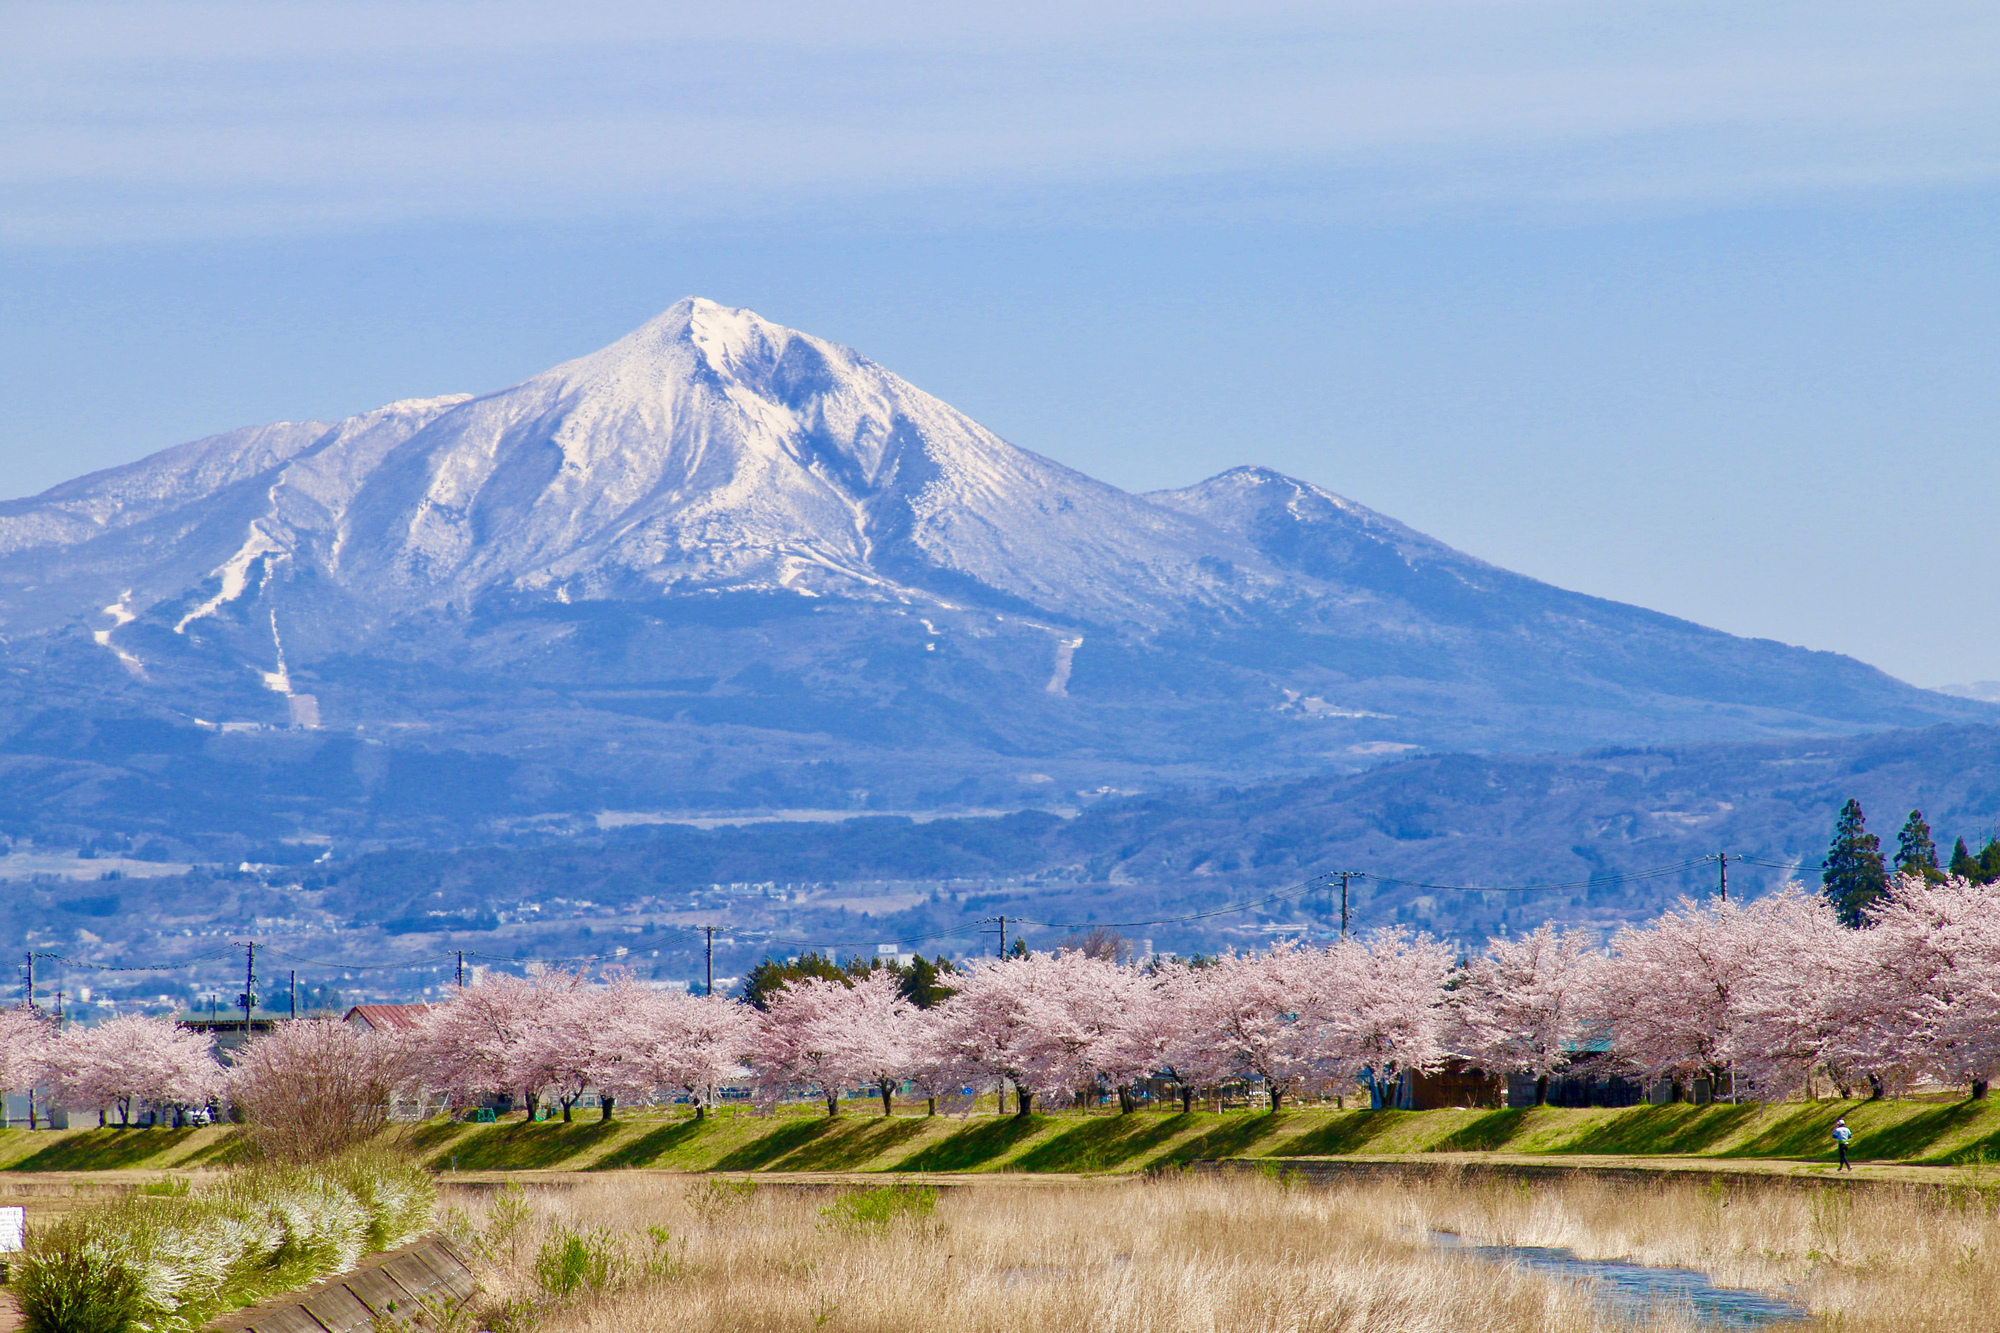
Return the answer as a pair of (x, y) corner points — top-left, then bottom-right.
(1726, 885), (1861, 1099)
(517, 975), (653, 1122)
(614, 988), (757, 1118)
(419, 965), (584, 1119)
(0, 1006), (54, 1125)
(932, 952), (1122, 1117)
(901, 1003), (977, 1116)
(1326, 927), (1457, 1108)
(1852, 874), (2000, 1099)
(1179, 941), (1339, 1111)
(1456, 924), (1601, 1104)
(841, 970), (920, 1115)
(1110, 959), (1208, 1112)
(752, 974), (884, 1117)
(42, 1015), (221, 1125)
(1593, 894), (1782, 1098)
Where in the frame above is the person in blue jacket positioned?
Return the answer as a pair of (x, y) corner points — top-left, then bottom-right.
(1832, 1117), (1853, 1171)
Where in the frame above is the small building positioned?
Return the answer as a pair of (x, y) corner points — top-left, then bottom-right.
(1384, 1061), (1504, 1110)
(176, 1013), (281, 1063)
(342, 1004), (432, 1032)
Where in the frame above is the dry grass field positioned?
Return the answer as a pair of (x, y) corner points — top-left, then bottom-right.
(431, 1167), (2000, 1333)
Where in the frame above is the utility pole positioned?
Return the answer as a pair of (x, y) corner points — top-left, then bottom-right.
(289, 970), (298, 1020)
(23, 952), (33, 1010)
(997, 915), (1007, 958)
(239, 941), (256, 1029)
(704, 926), (715, 997)
(1718, 853), (1728, 902)
(455, 950), (466, 988)
(1339, 873), (1350, 940)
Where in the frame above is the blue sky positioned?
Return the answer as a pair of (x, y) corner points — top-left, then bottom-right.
(4, 0), (1997, 686)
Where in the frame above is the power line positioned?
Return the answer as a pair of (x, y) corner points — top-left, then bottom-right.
(26, 947), (238, 972)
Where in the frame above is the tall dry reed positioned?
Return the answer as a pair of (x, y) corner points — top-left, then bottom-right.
(442, 1173), (1726, 1333)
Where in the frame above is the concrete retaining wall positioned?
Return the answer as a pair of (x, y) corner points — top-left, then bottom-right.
(205, 1236), (477, 1333)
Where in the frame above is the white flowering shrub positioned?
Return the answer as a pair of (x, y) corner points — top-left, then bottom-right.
(15, 1154), (435, 1333)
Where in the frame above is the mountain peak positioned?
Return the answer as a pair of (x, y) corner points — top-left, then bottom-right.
(0, 296), (1983, 801)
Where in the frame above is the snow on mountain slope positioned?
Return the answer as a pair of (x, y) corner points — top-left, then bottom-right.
(0, 419), (333, 557)
(0, 396), (470, 635)
(0, 300), (1270, 639)
(0, 296), (1983, 775)
(328, 298), (1263, 622)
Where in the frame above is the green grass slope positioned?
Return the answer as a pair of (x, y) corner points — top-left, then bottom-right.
(9, 1098), (2000, 1176)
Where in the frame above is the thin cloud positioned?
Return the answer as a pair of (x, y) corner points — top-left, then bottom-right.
(6, 0), (1998, 242)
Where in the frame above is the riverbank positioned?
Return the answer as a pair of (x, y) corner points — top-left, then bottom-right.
(6, 1097), (1997, 1177)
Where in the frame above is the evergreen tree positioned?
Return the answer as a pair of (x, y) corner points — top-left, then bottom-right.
(1980, 838), (2000, 885)
(1822, 798), (1887, 928)
(1951, 837), (1979, 880)
(895, 954), (958, 1009)
(741, 951), (853, 1010)
(1893, 810), (1940, 881)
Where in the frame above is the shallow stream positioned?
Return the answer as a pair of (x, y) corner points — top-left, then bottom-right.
(1429, 1232), (1810, 1329)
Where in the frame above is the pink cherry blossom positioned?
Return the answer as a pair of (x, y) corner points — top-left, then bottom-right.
(1326, 927), (1457, 1107)
(616, 988), (757, 1118)
(752, 971), (913, 1117)
(42, 1014), (221, 1125)
(1456, 924), (1601, 1103)
(1850, 874), (2000, 1095)
(419, 964), (585, 1118)
(1593, 893), (1787, 1094)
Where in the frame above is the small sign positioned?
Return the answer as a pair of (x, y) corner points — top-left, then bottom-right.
(0, 1205), (24, 1252)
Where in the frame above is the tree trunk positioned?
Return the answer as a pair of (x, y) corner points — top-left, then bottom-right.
(524, 1090), (539, 1121)
(826, 1091), (840, 1118)
(880, 1081), (894, 1117)
(1535, 1074), (1549, 1107)
(1013, 1082), (1032, 1119)
(119, 1099), (130, 1126)
(96, 1108), (105, 1128)
(1180, 1086), (1194, 1114)
(1973, 1080), (1990, 1101)
(1268, 1087), (1283, 1112)
(1868, 1073), (1886, 1101)
(1118, 1087), (1136, 1115)
(694, 1100), (707, 1121)
(926, 1096), (936, 1117)
(600, 1095), (615, 1122)
(561, 1097), (574, 1124)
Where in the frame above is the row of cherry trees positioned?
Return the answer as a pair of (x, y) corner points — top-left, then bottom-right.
(0, 1009), (221, 1125)
(5, 873), (1996, 1123)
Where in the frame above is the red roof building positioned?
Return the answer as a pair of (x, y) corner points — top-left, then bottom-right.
(342, 1004), (432, 1032)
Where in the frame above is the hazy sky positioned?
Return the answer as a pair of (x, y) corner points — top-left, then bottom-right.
(5, 1), (1997, 686)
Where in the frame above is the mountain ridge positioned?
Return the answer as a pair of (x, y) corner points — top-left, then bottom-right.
(0, 297), (1983, 853)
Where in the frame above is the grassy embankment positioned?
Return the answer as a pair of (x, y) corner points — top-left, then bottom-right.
(7, 1096), (2000, 1177)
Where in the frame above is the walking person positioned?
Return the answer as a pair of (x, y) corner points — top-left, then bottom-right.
(1832, 1116), (1853, 1171)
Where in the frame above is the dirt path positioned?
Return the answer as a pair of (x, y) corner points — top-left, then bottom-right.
(1213, 1152), (1991, 1191)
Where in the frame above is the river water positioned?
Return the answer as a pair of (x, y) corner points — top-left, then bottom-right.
(1429, 1232), (1810, 1329)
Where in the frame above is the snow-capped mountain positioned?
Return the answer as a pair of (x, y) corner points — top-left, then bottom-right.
(0, 299), (1983, 849)
(0, 300), (1261, 639)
